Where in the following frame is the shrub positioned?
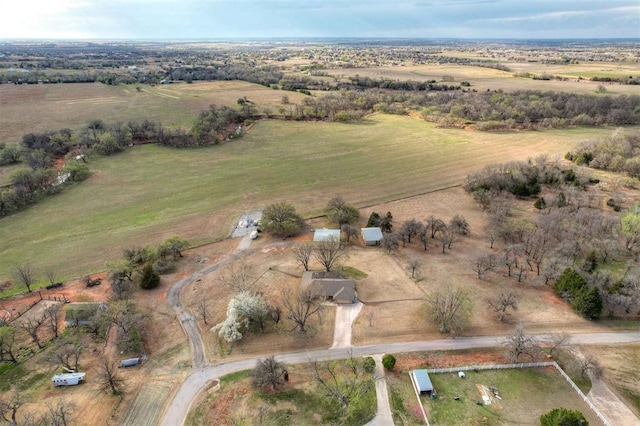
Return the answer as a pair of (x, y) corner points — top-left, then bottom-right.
(534, 197), (547, 210)
(382, 354), (396, 371)
(152, 259), (176, 275)
(139, 263), (160, 289)
(540, 407), (588, 426)
(363, 357), (376, 373)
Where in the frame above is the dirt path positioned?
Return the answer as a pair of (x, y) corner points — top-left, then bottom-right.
(589, 378), (640, 426)
(331, 302), (363, 348)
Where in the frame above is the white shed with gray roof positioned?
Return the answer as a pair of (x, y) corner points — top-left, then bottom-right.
(361, 227), (383, 245)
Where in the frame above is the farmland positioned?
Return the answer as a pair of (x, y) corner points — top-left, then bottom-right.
(0, 114), (621, 281)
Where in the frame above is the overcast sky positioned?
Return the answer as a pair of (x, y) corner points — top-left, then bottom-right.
(1, 0), (638, 40)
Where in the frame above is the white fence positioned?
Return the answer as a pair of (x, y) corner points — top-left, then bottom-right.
(411, 362), (611, 426)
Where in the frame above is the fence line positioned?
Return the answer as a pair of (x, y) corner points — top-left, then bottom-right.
(421, 362), (610, 426)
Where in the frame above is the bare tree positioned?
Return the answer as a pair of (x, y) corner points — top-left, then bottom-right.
(44, 303), (62, 338)
(281, 285), (323, 334)
(312, 352), (376, 409)
(45, 269), (58, 285)
(341, 224), (359, 244)
(0, 388), (26, 426)
(0, 325), (19, 364)
(425, 215), (445, 238)
(18, 313), (47, 348)
(436, 226), (453, 253)
(97, 357), (125, 395)
(487, 292), (519, 322)
(251, 356), (288, 391)
(424, 287), (472, 333)
(399, 219), (423, 245)
(50, 339), (83, 372)
(380, 232), (400, 253)
(450, 214), (470, 236)
(13, 263), (36, 293)
(503, 326), (539, 362)
(292, 243), (314, 271)
(577, 355), (603, 379)
(43, 398), (76, 426)
(473, 254), (496, 280)
(545, 332), (571, 359)
(313, 236), (345, 272)
(194, 295), (210, 325)
(220, 258), (257, 292)
(407, 258), (422, 279)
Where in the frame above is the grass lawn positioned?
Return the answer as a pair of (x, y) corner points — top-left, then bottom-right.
(0, 114), (626, 282)
(389, 367), (600, 426)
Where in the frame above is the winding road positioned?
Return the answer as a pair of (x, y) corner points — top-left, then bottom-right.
(160, 238), (640, 426)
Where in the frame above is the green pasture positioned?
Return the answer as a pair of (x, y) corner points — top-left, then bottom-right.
(0, 114), (627, 283)
(388, 367), (598, 425)
(0, 81), (309, 144)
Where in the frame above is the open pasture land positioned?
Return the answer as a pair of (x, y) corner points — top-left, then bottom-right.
(0, 81), (309, 143)
(326, 62), (640, 95)
(388, 367), (600, 426)
(0, 114), (624, 281)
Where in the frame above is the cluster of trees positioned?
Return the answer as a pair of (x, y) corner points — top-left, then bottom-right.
(342, 75), (460, 92)
(465, 156), (640, 318)
(108, 235), (189, 295)
(566, 129), (640, 177)
(0, 133), (89, 216)
(378, 214), (470, 254)
(261, 202), (304, 239)
(554, 268), (603, 319)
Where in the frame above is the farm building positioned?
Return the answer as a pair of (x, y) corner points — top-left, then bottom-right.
(313, 228), (341, 242)
(361, 227), (383, 246)
(411, 369), (434, 395)
(52, 372), (85, 387)
(64, 302), (107, 327)
(301, 271), (357, 304)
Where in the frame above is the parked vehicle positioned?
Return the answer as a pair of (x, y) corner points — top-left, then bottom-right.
(52, 372), (86, 387)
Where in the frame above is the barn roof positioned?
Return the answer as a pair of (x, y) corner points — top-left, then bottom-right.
(412, 369), (434, 392)
(361, 227), (383, 242)
(313, 229), (341, 242)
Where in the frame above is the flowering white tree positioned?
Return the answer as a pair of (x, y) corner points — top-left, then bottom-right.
(211, 291), (269, 342)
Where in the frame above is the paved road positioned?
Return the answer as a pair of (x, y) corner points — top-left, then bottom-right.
(161, 332), (640, 426)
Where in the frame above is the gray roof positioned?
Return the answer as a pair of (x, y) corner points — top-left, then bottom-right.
(361, 227), (383, 242)
(301, 271), (357, 303)
(412, 370), (434, 392)
(313, 229), (341, 242)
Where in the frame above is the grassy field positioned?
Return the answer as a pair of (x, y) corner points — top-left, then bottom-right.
(388, 367), (600, 425)
(327, 63), (640, 95)
(0, 114), (628, 282)
(0, 81), (309, 144)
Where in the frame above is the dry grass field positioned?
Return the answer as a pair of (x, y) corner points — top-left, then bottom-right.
(326, 64), (640, 95)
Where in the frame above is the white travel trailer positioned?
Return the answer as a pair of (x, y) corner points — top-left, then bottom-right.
(52, 372), (86, 387)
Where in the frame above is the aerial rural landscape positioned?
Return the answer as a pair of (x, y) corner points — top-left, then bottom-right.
(1, 2), (640, 426)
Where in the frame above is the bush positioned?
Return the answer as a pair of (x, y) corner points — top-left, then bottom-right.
(382, 354), (396, 371)
(363, 357), (376, 373)
(139, 263), (160, 289)
(534, 197), (546, 210)
(540, 407), (588, 426)
(152, 259), (176, 275)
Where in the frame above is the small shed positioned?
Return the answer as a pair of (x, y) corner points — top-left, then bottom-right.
(361, 227), (383, 246)
(313, 229), (341, 242)
(412, 369), (434, 395)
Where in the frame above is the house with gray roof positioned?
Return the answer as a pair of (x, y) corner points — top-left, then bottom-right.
(301, 271), (357, 304)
